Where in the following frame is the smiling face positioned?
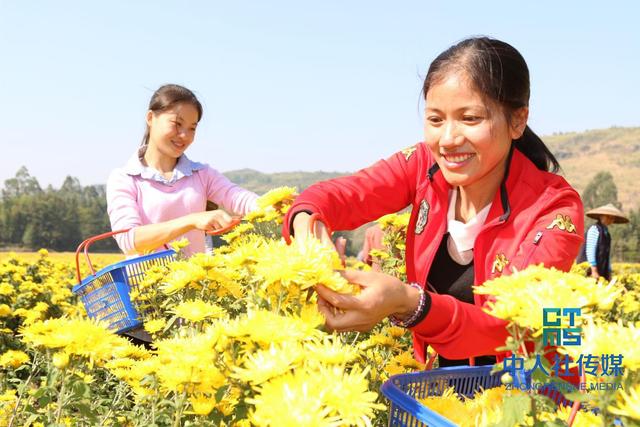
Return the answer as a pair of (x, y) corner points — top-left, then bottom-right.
(424, 72), (527, 193)
(146, 102), (200, 159)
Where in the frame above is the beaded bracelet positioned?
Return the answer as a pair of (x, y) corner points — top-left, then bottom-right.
(389, 282), (429, 328)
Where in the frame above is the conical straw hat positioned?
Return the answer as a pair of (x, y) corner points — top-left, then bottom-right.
(585, 203), (629, 224)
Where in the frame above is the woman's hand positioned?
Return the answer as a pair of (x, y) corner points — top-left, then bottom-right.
(190, 209), (234, 232)
(316, 269), (421, 332)
(292, 212), (346, 262)
(292, 212), (333, 245)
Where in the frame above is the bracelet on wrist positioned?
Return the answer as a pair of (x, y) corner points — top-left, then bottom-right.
(389, 282), (430, 328)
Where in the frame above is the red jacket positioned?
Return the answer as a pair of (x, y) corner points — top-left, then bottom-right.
(283, 143), (584, 363)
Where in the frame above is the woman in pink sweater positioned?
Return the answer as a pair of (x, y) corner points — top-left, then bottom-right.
(107, 84), (258, 257)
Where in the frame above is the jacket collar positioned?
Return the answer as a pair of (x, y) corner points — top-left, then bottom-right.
(123, 145), (206, 186)
(427, 144), (523, 224)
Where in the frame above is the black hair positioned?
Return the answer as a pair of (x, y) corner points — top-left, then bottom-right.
(422, 37), (560, 173)
(141, 84), (203, 146)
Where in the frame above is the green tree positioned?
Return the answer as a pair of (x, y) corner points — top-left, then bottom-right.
(581, 171), (621, 211)
(0, 168), (43, 246)
(21, 191), (82, 251)
(1, 166), (42, 199)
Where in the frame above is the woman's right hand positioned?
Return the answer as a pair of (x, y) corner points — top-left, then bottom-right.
(190, 209), (234, 232)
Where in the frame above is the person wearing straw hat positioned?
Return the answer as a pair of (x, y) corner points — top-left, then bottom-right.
(584, 203), (629, 281)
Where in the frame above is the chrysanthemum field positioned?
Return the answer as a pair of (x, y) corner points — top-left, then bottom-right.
(1, 187), (639, 426)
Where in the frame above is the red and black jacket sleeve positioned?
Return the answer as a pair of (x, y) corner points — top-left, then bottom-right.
(282, 144), (429, 241)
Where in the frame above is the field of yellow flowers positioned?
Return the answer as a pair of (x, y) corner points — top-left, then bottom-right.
(1, 187), (640, 426)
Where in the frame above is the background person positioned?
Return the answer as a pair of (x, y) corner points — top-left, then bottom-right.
(283, 37), (584, 366)
(107, 84), (258, 257)
(361, 223), (384, 271)
(584, 203), (629, 281)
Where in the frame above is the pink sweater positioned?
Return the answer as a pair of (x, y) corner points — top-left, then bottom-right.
(106, 153), (258, 257)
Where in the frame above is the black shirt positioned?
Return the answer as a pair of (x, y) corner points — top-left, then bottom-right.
(426, 234), (496, 368)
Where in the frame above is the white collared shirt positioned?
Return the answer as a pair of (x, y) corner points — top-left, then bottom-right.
(123, 145), (206, 186)
(446, 189), (492, 265)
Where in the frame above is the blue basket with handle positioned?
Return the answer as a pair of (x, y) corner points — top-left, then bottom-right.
(381, 365), (502, 427)
(380, 365), (580, 427)
(72, 229), (176, 334)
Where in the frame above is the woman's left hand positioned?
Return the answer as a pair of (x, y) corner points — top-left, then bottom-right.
(316, 269), (421, 333)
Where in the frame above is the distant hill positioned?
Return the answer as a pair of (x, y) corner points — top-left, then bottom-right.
(223, 126), (640, 253)
(544, 126), (640, 211)
(225, 127), (640, 212)
(223, 169), (349, 195)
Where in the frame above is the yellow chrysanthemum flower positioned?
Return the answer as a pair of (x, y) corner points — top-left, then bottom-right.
(319, 365), (386, 426)
(475, 265), (621, 334)
(153, 329), (225, 393)
(304, 335), (359, 366)
(0, 350), (30, 368)
(561, 320), (640, 371)
(172, 299), (225, 323)
(252, 238), (355, 295)
(418, 387), (469, 425)
(226, 309), (322, 347)
(144, 318), (166, 334)
(160, 261), (207, 294)
(52, 352), (70, 369)
(390, 351), (425, 370)
(0, 304), (11, 317)
(609, 384), (640, 420)
(0, 283), (14, 296)
(247, 371), (339, 427)
(168, 237), (190, 252)
(233, 342), (304, 385)
(543, 404), (604, 427)
(222, 222), (255, 243)
(20, 317), (128, 366)
(188, 393), (216, 416)
(377, 213), (411, 230)
(256, 186), (298, 210)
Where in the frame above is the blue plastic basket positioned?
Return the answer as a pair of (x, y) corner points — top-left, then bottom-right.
(72, 230), (176, 334)
(381, 365), (501, 427)
(381, 365), (575, 427)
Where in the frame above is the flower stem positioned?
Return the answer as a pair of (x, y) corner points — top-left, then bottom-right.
(54, 367), (69, 423)
(8, 354), (40, 427)
(173, 391), (186, 427)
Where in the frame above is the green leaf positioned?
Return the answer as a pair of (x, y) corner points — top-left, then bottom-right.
(562, 390), (592, 402)
(25, 414), (40, 426)
(31, 387), (49, 399)
(215, 385), (230, 403)
(163, 315), (179, 333)
(494, 395), (531, 427)
(72, 380), (90, 398)
(37, 394), (52, 407)
(73, 401), (99, 423)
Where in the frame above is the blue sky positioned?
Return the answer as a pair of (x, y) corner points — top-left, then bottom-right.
(1, 1), (639, 188)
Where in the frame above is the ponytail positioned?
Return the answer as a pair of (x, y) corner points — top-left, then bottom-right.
(514, 126), (560, 173)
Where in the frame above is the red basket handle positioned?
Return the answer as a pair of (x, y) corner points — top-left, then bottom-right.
(75, 229), (131, 284)
(75, 229), (175, 283)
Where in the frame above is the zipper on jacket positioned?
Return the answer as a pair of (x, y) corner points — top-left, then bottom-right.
(521, 231), (543, 269)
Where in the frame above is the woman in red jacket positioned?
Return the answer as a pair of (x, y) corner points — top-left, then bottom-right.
(283, 37), (584, 366)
